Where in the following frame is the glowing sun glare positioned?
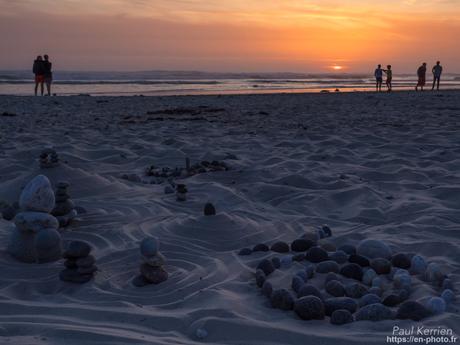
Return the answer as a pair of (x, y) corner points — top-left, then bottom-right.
(331, 65), (343, 71)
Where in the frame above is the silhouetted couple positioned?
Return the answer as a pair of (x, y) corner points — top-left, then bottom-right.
(374, 64), (392, 92)
(33, 55), (53, 96)
(416, 61), (443, 91)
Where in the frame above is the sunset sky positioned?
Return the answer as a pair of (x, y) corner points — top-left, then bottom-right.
(1, 0), (459, 73)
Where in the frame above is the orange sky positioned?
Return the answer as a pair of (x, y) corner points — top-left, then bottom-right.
(1, 0), (459, 73)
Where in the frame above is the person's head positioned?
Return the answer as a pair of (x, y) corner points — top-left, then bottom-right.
(44, 54), (49, 61)
(378, 64), (381, 68)
(423, 62), (427, 66)
(36, 55), (42, 61)
(436, 61), (440, 65)
(387, 65), (391, 69)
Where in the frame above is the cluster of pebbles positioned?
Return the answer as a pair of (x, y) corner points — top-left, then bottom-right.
(145, 159), (229, 179)
(244, 231), (455, 325)
(39, 148), (60, 169)
(60, 241), (97, 283)
(133, 237), (169, 287)
(51, 182), (77, 227)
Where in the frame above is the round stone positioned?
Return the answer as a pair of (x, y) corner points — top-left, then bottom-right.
(295, 270), (307, 282)
(337, 244), (356, 255)
(371, 277), (384, 289)
(77, 265), (97, 275)
(142, 253), (166, 267)
(370, 258), (392, 275)
(195, 328), (208, 340)
(291, 239), (315, 252)
(253, 243), (269, 252)
(368, 287), (382, 296)
(316, 260), (340, 274)
(271, 257), (281, 269)
(76, 255), (96, 268)
(257, 259), (275, 276)
(305, 265), (315, 279)
(345, 282), (368, 298)
(64, 241), (91, 258)
(140, 264), (168, 284)
(425, 263), (444, 282)
(326, 280), (345, 297)
(59, 269), (92, 284)
(19, 175), (55, 213)
(382, 294), (401, 307)
(305, 247), (329, 263)
(298, 284), (323, 299)
(356, 239), (392, 260)
(140, 237), (159, 257)
(271, 241), (290, 253)
(425, 297), (446, 315)
(14, 212), (59, 233)
(280, 255), (292, 268)
(52, 199), (75, 217)
(340, 263), (363, 281)
(359, 293), (381, 307)
(324, 297), (358, 316)
(203, 203), (216, 216)
(363, 268), (377, 286)
(330, 250), (348, 264)
(394, 274), (411, 290)
(270, 289), (294, 310)
(262, 281), (273, 297)
(442, 278), (453, 291)
(410, 255), (427, 275)
(348, 254), (370, 267)
(441, 289), (455, 305)
(238, 248), (252, 256)
(34, 228), (62, 262)
(256, 269), (266, 287)
(325, 272), (339, 283)
(331, 309), (353, 325)
(355, 303), (394, 321)
(294, 296), (325, 320)
(391, 253), (411, 269)
(396, 301), (432, 321)
(291, 276), (304, 293)
(320, 242), (336, 252)
(321, 225), (332, 237)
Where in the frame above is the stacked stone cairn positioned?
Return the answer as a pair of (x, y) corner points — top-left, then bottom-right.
(39, 149), (60, 168)
(176, 184), (187, 201)
(133, 237), (168, 287)
(245, 231), (456, 325)
(51, 182), (77, 227)
(7, 175), (62, 263)
(60, 241), (97, 283)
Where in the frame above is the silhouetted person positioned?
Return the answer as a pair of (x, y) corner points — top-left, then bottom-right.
(415, 63), (427, 91)
(374, 64), (383, 92)
(432, 61), (443, 91)
(43, 54), (53, 96)
(383, 65), (393, 92)
(33, 56), (45, 96)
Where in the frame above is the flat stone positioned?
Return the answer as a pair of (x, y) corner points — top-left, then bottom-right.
(142, 253), (166, 267)
(355, 303), (394, 321)
(14, 212), (59, 232)
(132, 274), (150, 287)
(340, 263), (363, 281)
(325, 272), (340, 283)
(337, 244), (356, 255)
(326, 280), (346, 297)
(271, 241), (290, 253)
(330, 250), (348, 264)
(297, 284), (323, 299)
(291, 239), (315, 252)
(324, 297), (358, 316)
(238, 248), (252, 256)
(140, 264), (168, 284)
(76, 255), (95, 268)
(19, 175), (55, 213)
(382, 294), (401, 307)
(64, 241), (91, 258)
(356, 239), (392, 260)
(52, 199), (75, 217)
(140, 237), (159, 257)
(331, 309), (354, 325)
(391, 253), (411, 269)
(396, 301), (432, 321)
(253, 243), (269, 252)
(345, 282), (368, 298)
(262, 281), (273, 297)
(305, 246), (329, 263)
(256, 259), (275, 276)
(77, 265), (97, 275)
(294, 296), (325, 320)
(359, 293), (382, 307)
(316, 260), (340, 274)
(59, 269), (92, 283)
(370, 258), (392, 275)
(349, 254), (370, 267)
(270, 289), (294, 310)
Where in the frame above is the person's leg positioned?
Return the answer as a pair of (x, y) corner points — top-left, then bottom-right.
(34, 82), (38, 96)
(437, 77), (440, 90)
(46, 81), (51, 96)
(432, 78), (436, 90)
(40, 81), (44, 96)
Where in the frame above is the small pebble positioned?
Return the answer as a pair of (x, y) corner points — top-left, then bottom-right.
(305, 246), (329, 263)
(359, 293), (382, 307)
(410, 255), (427, 275)
(196, 328), (208, 340)
(340, 263), (363, 281)
(238, 248), (252, 256)
(425, 297), (446, 315)
(325, 272), (339, 283)
(337, 244), (356, 255)
(442, 278), (453, 291)
(253, 243), (269, 252)
(291, 276), (304, 293)
(425, 263), (444, 282)
(345, 282), (368, 298)
(256, 259), (275, 276)
(330, 250), (348, 264)
(295, 270), (308, 282)
(356, 239), (392, 259)
(271, 241), (290, 253)
(325, 280), (345, 297)
(298, 284), (323, 299)
(271, 257), (281, 269)
(316, 260), (340, 274)
(370, 258), (392, 275)
(203, 203), (216, 216)
(280, 255), (293, 268)
(355, 303), (394, 321)
(291, 239), (315, 252)
(349, 254), (370, 267)
(441, 289), (455, 305)
(262, 281), (273, 297)
(324, 297), (358, 316)
(391, 253), (411, 269)
(362, 268), (377, 286)
(270, 289), (295, 310)
(140, 237), (159, 257)
(331, 309), (353, 325)
(321, 225), (332, 237)
(294, 296), (325, 320)
(382, 294), (401, 307)
(368, 287), (382, 297)
(305, 265), (315, 279)
(255, 269), (266, 288)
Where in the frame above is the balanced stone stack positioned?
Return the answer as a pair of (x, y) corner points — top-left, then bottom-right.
(7, 175), (62, 263)
(60, 241), (97, 283)
(51, 182), (77, 227)
(39, 148), (60, 169)
(133, 237), (168, 287)
(176, 184), (188, 201)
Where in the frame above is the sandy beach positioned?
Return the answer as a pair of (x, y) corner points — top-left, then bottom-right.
(0, 91), (459, 345)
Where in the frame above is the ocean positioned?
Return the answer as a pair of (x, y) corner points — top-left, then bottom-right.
(1, 70), (459, 96)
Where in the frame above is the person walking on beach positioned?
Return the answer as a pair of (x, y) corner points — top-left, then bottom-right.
(33, 55), (45, 96)
(415, 63), (427, 91)
(43, 54), (53, 96)
(383, 65), (393, 92)
(432, 61), (443, 91)
(374, 64), (384, 92)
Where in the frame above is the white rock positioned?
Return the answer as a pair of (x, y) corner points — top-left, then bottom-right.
(356, 239), (392, 259)
(19, 175), (55, 213)
(410, 255), (427, 275)
(140, 237), (159, 257)
(14, 212), (59, 232)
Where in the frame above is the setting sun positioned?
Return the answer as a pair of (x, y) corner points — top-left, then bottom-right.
(331, 65), (344, 71)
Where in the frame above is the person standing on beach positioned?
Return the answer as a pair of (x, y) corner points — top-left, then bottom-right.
(415, 63), (427, 91)
(374, 64), (384, 92)
(43, 54), (53, 96)
(383, 65), (393, 92)
(432, 61), (443, 91)
(33, 55), (45, 96)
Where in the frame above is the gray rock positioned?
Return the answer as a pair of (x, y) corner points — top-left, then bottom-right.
(34, 228), (62, 262)
(52, 199), (75, 217)
(391, 253), (411, 269)
(316, 260), (340, 274)
(324, 297), (358, 316)
(256, 269), (266, 287)
(140, 237), (159, 257)
(340, 263), (363, 281)
(59, 269), (92, 284)
(77, 265), (98, 275)
(253, 243), (269, 252)
(262, 281), (273, 297)
(14, 212), (59, 232)
(203, 203), (216, 216)
(362, 268), (377, 286)
(294, 296), (325, 320)
(382, 294), (401, 307)
(305, 264), (315, 279)
(298, 284), (323, 299)
(410, 255), (427, 275)
(359, 293), (381, 307)
(64, 241), (91, 258)
(441, 289), (455, 305)
(425, 263), (444, 282)
(291, 276), (304, 293)
(425, 297), (446, 315)
(19, 175), (55, 213)
(355, 303), (394, 321)
(331, 309), (354, 325)
(348, 254), (370, 267)
(257, 259), (275, 276)
(368, 287), (382, 297)
(291, 239), (315, 252)
(345, 282), (368, 298)
(271, 241), (290, 253)
(370, 258), (392, 275)
(271, 257), (281, 269)
(305, 246), (329, 263)
(330, 250), (348, 264)
(325, 280), (345, 297)
(270, 289), (294, 310)
(76, 255), (96, 268)
(337, 244), (356, 255)
(238, 248), (252, 256)
(396, 301), (432, 321)
(140, 263), (168, 284)
(325, 272), (340, 283)
(356, 239), (392, 260)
